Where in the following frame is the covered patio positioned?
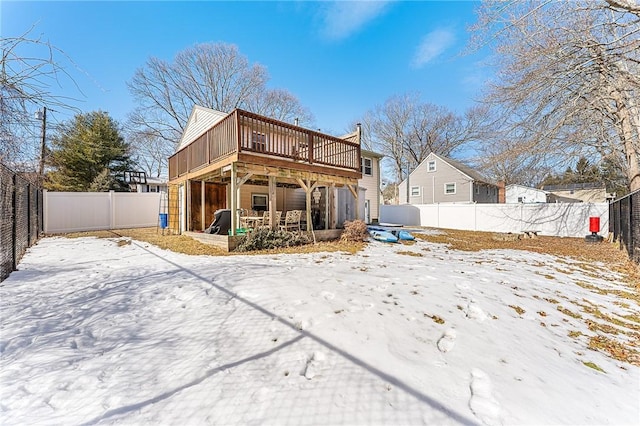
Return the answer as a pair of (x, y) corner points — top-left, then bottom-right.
(167, 108), (363, 247)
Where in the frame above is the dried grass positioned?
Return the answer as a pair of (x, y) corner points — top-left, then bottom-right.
(414, 228), (639, 288)
(63, 227), (364, 256)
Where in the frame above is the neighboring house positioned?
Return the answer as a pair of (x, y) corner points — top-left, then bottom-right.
(168, 106), (377, 237)
(505, 184), (549, 203)
(542, 182), (610, 203)
(397, 152), (499, 204)
(133, 177), (168, 193)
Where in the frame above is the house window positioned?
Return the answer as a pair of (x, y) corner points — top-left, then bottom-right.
(517, 197), (523, 203)
(444, 183), (456, 195)
(252, 131), (267, 151)
(475, 186), (479, 194)
(427, 160), (436, 172)
(252, 194), (268, 211)
(410, 186), (420, 196)
(361, 157), (372, 176)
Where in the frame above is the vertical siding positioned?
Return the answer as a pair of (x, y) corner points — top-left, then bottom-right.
(284, 188), (306, 211)
(237, 185), (308, 212)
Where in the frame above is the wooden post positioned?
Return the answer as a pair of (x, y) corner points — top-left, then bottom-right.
(201, 180), (206, 231)
(230, 164), (237, 236)
(305, 179), (313, 232)
(186, 180), (191, 232)
(296, 178), (317, 232)
(268, 175), (277, 229)
(329, 184), (336, 229)
(324, 186), (329, 230)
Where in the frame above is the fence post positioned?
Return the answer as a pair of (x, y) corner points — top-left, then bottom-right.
(620, 198), (625, 251)
(38, 189), (42, 237)
(11, 174), (17, 272)
(629, 193), (634, 261)
(43, 189), (48, 234)
(109, 190), (115, 230)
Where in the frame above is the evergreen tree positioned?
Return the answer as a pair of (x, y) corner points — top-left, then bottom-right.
(46, 111), (133, 191)
(601, 157), (628, 197)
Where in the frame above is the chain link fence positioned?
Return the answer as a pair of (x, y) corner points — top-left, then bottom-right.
(609, 189), (640, 264)
(1, 162), (43, 282)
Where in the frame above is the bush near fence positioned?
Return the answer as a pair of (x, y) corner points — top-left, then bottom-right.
(1, 163), (43, 282)
(609, 190), (640, 264)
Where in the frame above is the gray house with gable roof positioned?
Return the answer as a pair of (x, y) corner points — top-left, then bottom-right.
(397, 152), (499, 204)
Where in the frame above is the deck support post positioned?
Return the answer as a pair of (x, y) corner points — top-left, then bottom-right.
(324, 186), (329, 230)
(230, 164), (237, 236)
(233, 170), (254, 232)
(268, 175), (277, 229)
(186, 180), (192, 232)
(329, 184), (336, 229)
(201, 180), (206, 231)
(297, 178), (318, 232)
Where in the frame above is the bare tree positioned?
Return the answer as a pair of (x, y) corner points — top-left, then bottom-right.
(245, 87), (313, 124)
(472, 0), (640, 190)
(127, 42), (313, 174)
(359, 93), (486, 182)
(127, 130), (172, 178)
(1, 26), (81, 169)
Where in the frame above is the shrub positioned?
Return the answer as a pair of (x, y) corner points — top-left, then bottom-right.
(234, 228), (311, 252)
(341, 220), (369, 242)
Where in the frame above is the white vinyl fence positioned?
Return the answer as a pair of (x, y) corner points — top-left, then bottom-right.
(380, 203), (609, 238)
(44, 191), (162, 233)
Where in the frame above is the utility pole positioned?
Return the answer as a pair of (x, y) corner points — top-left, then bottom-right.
(37, 106), (47, 181)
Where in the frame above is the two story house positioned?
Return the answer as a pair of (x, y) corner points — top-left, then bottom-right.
(397, 152), (499, 204)
(167, 106), (381, 240)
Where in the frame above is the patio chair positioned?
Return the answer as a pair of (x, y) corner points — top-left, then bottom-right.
(279, 210), (301, 232)
(259, 210), (282, 229)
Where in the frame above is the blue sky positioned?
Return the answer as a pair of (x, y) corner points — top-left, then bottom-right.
(2, 1), (489, 138)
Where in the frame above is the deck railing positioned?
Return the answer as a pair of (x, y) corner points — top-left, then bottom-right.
(169, 109), (360, 180)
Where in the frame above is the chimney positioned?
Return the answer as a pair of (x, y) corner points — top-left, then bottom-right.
(497, 180), (506, 203)
(294, 117), (299, 126)
(356, 123), (362, 144)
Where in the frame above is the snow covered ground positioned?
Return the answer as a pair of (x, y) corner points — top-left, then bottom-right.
(1, 234), (638, 425)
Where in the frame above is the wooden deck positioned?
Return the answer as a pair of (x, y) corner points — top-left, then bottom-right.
(185, 229), (343, 252)
(168, 109), (361, 182)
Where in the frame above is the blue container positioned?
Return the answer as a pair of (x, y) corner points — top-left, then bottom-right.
(159, 213), (168, 229)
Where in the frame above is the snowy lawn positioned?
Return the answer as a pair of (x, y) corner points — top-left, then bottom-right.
(1, 234), (638, 425)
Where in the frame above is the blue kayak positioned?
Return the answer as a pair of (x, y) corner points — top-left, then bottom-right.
(392, 230), (415, 241)
(368, 229), (399, 243)
(368, 226), (414, 241)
